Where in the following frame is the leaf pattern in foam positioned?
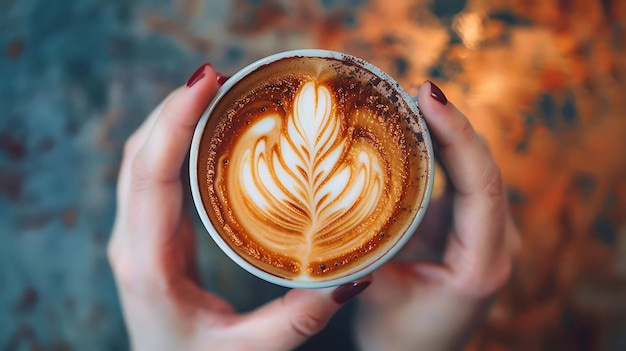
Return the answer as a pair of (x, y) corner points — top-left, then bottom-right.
(229, 81), (385, 263)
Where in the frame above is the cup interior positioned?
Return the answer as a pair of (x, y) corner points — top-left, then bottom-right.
(189, 49), (434, 288)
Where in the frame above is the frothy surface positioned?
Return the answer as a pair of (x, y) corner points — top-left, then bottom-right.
(198, 56), (429, 281)
(218, 81), (390, 268)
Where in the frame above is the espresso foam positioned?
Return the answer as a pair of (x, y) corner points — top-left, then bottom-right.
(198, 56), (429, 281)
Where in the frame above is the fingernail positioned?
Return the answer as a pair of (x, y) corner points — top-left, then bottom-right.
(187, 63), (211, 87)
(428, 80), (448, 105)
(216, 73), (230, 86)
(332, 280), (371, 304)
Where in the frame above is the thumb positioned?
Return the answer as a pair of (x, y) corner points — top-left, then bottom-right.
(238, 277), (372, 350)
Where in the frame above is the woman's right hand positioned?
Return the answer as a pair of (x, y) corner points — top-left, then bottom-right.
(354, 81), (521, 351)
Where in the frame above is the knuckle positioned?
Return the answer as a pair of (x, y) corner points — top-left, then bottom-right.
(106, 232), (125, 273)
(107, 233), (155, 295)
(122, 133), (142, 160)
(454, 254), (513, 300)
(480, 163), (504, 198)
(108, 249), (167, 297)
(129, 151), (146, 178)
(108, 248), (135, 287)
(457, 117), (477, 145)
(124, 134), (157, 188)
(129, 153), (154, 192)
(452, 263), (482, 295)
(289, 311), (326, 338)
(106, 239), (118, 267)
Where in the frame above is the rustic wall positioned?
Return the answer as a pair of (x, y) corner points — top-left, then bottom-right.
(1, 0), (625, 350)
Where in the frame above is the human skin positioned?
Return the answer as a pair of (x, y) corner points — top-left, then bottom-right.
(107, 64), (371, 351)
(353, 81), (521, 351)
(108, 63), (518, 351)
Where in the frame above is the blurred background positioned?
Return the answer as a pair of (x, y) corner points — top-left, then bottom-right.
(1, 0), (625, 350)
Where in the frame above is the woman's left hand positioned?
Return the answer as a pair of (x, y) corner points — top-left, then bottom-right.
(108, 64), (371, 351)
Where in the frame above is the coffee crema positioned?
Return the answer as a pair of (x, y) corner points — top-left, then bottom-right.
(197, 56), (429, 282)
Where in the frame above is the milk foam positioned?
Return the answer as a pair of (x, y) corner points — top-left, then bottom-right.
(224, 81), (387, 268)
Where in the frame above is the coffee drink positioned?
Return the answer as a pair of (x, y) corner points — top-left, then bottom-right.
(192, 51), (432, 286)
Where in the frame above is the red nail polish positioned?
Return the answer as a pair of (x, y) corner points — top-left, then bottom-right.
(332, 281), (371, 304)
(428, 80), (448, 105)
(216, 73), (230, 86)
(187, 63), (210, 87)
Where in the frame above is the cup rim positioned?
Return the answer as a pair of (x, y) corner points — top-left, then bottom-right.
(189, 49), (435, 289)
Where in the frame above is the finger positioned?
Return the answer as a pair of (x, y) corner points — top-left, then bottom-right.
(114, 66), (213, 224)
(116, 94), (174, 219)
(232, 277), (372, 350)
(109, 91), (178, 266)
(417, 81), (506, 273)
(129, 93), (173, 160)
(418, 81), (502, 198)
(133, 63), (219, 185)
(121, 64), (218, 260)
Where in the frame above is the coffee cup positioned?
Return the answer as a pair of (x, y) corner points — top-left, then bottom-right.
(190, 49), (434, 288)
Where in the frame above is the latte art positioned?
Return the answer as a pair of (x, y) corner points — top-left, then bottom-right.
(195, 53), (431, 284)
(216, 81), (395, 271)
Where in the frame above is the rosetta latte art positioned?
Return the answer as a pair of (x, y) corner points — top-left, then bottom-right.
(217, 81), (399, 273)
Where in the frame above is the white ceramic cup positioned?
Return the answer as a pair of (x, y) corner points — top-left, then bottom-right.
(190, 49), (434, 288)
